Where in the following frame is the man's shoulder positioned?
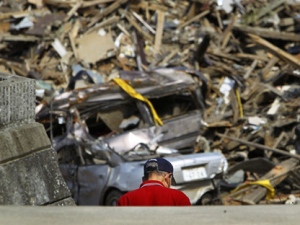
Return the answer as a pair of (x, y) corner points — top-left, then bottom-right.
(169, 188), (186, 194)
(164, 188), (189, 198)
(119, 187), (145, 199)
(116, 190), (135, 206)
(169, 188), (191, 205)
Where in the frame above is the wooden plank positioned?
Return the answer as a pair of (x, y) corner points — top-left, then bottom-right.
(42, 0), (74, 7)
(82, 0), (116, 8)
(216, 133), (300, 160)
(86, 15), (120, 34)
(131, 11), (155, 34)
(215, 9), (223, 30)
(70, 19), (80, 40)
(116, 24), (131, 37)
(0, 34), (42, 42)
(279, 18), (295, 27)
(64, 1), (82, 22)
(184, 2), (196, 21)
(221, 14), (238, 48)
(233, 24), (300, 42)
(0, 9), (48, 20)
(177, 10), (209, 30)
(248, 33), (300, 69)
(87, 0), (128, 29)
(159, 49), (178, 67)
(154, 10), (165, 53)
(244, 60), (258, 79)
(130, 2), (168, 12)
(123, 12), (154, 42)
(208, 50), (241, 62)
(0, 22), (10, 34)
(69, 32), (78, 59)
(261, 56), (280, 81)
(233, 53), (269, 62)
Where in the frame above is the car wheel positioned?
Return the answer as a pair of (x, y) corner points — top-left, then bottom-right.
(199, 192), (213, 205)
(105, 190), (123, 206)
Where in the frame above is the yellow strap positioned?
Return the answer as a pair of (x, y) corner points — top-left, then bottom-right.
(113, 78), (163, 126)
(231, 179), (275, 200)
(248, 180), (275, 200)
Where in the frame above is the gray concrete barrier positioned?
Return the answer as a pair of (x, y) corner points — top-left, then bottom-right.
(0, 205), (298, 225)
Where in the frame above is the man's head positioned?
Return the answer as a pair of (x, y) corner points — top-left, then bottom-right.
(143, 158), (175, 188)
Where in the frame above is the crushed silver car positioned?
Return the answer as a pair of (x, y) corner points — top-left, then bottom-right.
(35, 68), (207, 154)
(55, 122), (228, 205)
(37, 68), (227, 205)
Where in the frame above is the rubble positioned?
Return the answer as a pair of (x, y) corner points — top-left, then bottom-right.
(1, 0), (300, 205)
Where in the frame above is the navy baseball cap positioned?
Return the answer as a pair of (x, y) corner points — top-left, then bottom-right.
(144, 157), (176, 185)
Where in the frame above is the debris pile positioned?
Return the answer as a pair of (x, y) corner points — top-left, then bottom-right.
(1, 0), (300, 205)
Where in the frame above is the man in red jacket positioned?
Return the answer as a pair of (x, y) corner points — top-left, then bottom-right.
(116, 157), (191, 206)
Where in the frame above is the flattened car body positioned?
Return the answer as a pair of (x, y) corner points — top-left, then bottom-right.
(57, 129), (228, 205)
(37, 68), (223, 205)
(36, 68), (207, 154)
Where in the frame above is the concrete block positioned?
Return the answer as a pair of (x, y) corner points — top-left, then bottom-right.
(0, 148), (73, 205)
(0, 122), (51, 163)
(0, 73), (35, 126)
(49, 197), (76, 206)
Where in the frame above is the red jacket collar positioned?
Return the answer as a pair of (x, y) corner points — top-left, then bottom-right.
(140, 180), (165, 188)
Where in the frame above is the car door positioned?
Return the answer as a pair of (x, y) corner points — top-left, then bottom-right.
(57, 141), (111, 205)
(59, 163), (79, 202)
(76, 163), (110, 205)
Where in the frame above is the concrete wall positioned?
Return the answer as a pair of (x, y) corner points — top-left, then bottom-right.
(0, 73), (74, 205)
